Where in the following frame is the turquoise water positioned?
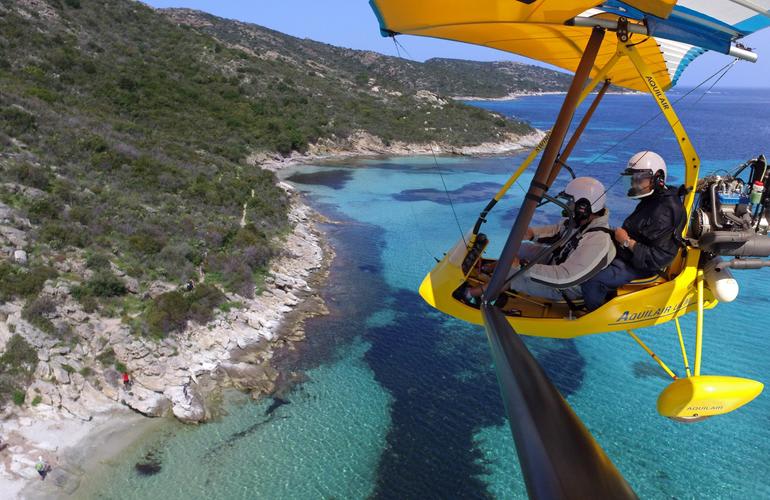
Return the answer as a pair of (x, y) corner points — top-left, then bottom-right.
(81, 89), (770, 498)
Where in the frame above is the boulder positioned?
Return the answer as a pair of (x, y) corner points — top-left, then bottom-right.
(165, 383), (206, 423)
(13, 249), (27, 264)
(50, 361), (70, 384)
(122, 384), (171, 417)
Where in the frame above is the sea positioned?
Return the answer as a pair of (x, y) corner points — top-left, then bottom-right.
(76, 88), (770, 499)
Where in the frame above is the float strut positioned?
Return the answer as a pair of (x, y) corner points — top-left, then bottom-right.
(627, 330), (678, 380)
(694, 269), (705, 376)
(674, 318), (692, 378)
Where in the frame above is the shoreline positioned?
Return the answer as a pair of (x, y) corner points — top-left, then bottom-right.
(252, 130), (545, 172)
(0, 190), (331, 497)
(0, 129), (539, 498)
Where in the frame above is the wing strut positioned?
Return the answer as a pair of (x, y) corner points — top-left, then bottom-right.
(481, 304), (637, 498)
(485, 27), (603, 301)
(481, 27), (637, 498)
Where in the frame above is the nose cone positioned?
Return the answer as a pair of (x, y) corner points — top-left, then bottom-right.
(419, 272), (436, 307)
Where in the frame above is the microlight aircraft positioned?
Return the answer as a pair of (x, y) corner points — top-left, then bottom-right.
(369, 1), (770, 497)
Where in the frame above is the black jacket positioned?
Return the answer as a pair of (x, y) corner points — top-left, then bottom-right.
(618, 186), (685, 274)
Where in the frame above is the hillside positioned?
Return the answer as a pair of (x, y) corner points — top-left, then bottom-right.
(161, 8), (571, 99)
(0, 0), (564, 414)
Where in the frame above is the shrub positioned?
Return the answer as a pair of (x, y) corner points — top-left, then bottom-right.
(26, 197), (62, 223)
(79, 366), (93, 377)
(0, 107), (37, 136)
(61, 364), (76, 374)
(145, 291), (188, 336)
(140, 283), (226, 337)
(86, 271), (127, 297)
(0, 263), (56, 300)
(31, 395), (42, 406)
(86, 253), (111, 271)
(128, 232), (166, 255)
(0, 334), (38, 375)
(73, 270), (127, 299)
(12, 389), (25, 406)
(8, 163), (51, 190)
(187, 283), (226, 325)
(21, 296), (56, 334)
(39, 221), (90, 249)
(115, 361), (127, 373)
(96, 347), (116, 367)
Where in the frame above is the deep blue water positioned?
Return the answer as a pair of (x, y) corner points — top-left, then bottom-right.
(80, 89), (770, 499)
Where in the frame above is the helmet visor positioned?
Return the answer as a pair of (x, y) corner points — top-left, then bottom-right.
(622, 168), (653, 198)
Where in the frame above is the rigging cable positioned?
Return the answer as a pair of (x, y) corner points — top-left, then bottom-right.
(583, 58), (740, 170)
(573, 59), (741, 205)
(393, 35), (468, 246)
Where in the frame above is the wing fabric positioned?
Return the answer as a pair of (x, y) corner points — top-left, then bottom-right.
(370, 0), (770, 90)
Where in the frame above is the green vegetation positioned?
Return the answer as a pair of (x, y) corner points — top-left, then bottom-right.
(0, 0), (553, 342)
(31, 394), (42, 406)
(21, 296), (56, 334)
(0, 262), (56, 302)
(95, 347), (116, 367)
(12, 389), (25, 406)
(0, 334), (38, 409)
(141, 283), (226, 338)
(73, 271), (127, 299)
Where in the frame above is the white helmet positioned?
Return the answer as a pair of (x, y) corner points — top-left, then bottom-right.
(624, 151), (667, 199)
(563, 176), (606, 213)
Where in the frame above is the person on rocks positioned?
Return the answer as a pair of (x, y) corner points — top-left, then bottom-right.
(581, 151), (685, 311)
(122, 371), (132, 390)
(35, 457), (51, 480)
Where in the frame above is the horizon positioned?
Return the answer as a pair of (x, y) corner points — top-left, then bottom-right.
(142, 0), (770, 90)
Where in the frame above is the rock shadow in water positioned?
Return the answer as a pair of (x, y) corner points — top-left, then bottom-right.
(135, 449), (163, 476)
(286, 169), (353, 190)
(526, 337), (587, 398)
(393, 181), (502, 204)
(265, 397), (290, 416)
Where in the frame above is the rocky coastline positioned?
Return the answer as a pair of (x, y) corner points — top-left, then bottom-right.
(0, 181), (327, 496)
(0, 128), (537, 497)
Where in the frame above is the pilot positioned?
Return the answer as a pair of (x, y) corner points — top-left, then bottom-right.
(581, 151), (685, 311)
(466, 176), (616, 303)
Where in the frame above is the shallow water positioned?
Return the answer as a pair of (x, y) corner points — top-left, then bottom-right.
(80, 89), (770, 498)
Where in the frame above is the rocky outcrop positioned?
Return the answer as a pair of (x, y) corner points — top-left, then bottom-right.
(253, 129), (545, 172)
(1, 187), (324, 430)
(0, 189), (327, 492)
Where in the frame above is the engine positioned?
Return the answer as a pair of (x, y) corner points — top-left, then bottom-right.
(690, 155), (770, 259)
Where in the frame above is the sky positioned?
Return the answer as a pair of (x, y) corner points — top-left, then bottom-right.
(143, 0), (770, 88)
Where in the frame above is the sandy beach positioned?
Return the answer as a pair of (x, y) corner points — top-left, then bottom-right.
(1, 407), (160, 499)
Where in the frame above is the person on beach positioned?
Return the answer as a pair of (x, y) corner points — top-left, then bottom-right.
(465, 176), (616, 303)
(35, 457), (51, 480)
(581, 151), (685, 311)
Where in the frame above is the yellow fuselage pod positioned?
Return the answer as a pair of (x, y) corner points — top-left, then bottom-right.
(657, 376), (764, 420)
(418, 239), (716, 338)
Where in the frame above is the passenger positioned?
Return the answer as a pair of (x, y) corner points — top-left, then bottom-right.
(581, 151), (685, 311)
(466, 176), (615, 303)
